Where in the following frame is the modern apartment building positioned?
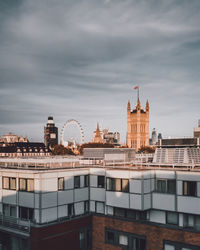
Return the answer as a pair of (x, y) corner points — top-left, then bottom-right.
(0, 157), (200, 250)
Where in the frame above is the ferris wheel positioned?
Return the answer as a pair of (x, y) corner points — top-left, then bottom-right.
(60, 119), (84, 146)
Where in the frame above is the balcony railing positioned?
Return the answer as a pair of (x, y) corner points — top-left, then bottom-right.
(0, 214), (30, 234)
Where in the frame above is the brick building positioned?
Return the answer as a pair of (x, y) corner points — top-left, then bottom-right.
(0, 156), (200, 250)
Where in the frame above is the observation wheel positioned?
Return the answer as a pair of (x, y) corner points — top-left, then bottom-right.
(60, 119), (84, 146)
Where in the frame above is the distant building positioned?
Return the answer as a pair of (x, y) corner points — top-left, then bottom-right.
(44, 116), (58, 149)
(194, 120), (200, 138)
(102, 129), (120, 145)
(151, 128), (157, 145)
(0, 132), (28, 143)
(158, 133), (162, 140)
(93, 123), (102, 143)
(158, 137), (200, 148)
(0, 142), (51, 158)
(127, 98), (149, 150)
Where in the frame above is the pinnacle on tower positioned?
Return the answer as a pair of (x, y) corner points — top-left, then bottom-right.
(127, 100), (131, 111)
(146, 100), (149, 111)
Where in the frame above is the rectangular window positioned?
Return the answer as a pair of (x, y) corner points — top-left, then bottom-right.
(183, 181), (197, 197)
(106, 230), (115, 244)
(84, 175), (89, 187)
(2, 177), (16, 190)
(74, 176), (80, 188)
(119, 234), (128, 246)
(19, 178), (34, 192)
(166, 212), (178, 225)
(106, 178), (129, 193)
(19, 206), (34, 221)
(68, 203), (74, 217)
(84, 201), (89, 213)
(58, 177), (64, 190)
(122, 179), (129, 192)
(156, 179), (176, 194)
(98, 176), (105, 188)
(114, 207), (126, 218)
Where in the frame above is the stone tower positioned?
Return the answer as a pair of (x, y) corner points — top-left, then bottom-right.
(93, 123), (103, 143)
(127, 98), (149, 150)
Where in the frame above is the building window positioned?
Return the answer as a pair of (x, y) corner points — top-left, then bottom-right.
(84, 201), (89, 213)
(132, 237), (146, 250)
(114, 207), (126, 218)
(164, 241), (199, 250)
(19, 206), (34, 221)
(183, 181), (197, 197)
(98, 176), (105, 188)
(80, 228), (91, 249)
(74, 176), (80, 188)
(3, 204), (17, 217)
(19, 178), (34, 192)
(166, 211), (178, 225)
(119, 234), (128, 246)
(84, 175), (89, 187)
(105, 230), (115, 244)
(96, 202), (104, 214)
(58, 177), (64, 190)
(68, 203), (74, 217)
(106, 178), (129, 192)
(2, 177), (16, 190)
(156, 179), (176, 194)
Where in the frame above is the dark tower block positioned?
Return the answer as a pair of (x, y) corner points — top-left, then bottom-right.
(44, 116), (58, 149)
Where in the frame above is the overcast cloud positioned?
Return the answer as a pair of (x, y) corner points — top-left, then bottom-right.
(0, 0), (200, 142)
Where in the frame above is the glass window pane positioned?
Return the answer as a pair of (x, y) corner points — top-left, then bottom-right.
(3, 204), (9, 216)
(10, 206), (17, 217)
(157, 180), (166, 193)
(115, 179), (121, 191)
(114, 208), (125, 217)
(195, 216), (200, 231)
(19, 179), (26, 191)
(119, 235), (128, 246)
(58, 177), (64, 190)
(98, 176), (105, 188)
(3, 177), (9, 189)
(167, 212), (178, 225)
(10, 178), (16, 190)
(27, 179), (34, 192)
(107, 231), (114, 243)
(164, 244), (175, 250)
(167, 180), (176, 194)
(122, 179), (129, 192)
(74, 176), (80, 188)
(84, 175), (89, 187)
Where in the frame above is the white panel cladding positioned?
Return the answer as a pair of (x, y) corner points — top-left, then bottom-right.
(150, 210), (166, 224)
(90, 188), (105, 202)
(40, 172), (58, 179)
(64, 176), (74, 190)
(156, 171), (175, 179)
(107, 206), (114, 215)
(106, 170), (129, 179)
(130, 194), (142, 210)
(177, 181), (182, 195)
(96, 202), (104, 213)
(106, 192), (129, 208)
(151, 178), (155, 192)
(179, 213), (183, 227)
(89, 168), (105, 175)
(80, 176), (85, 188)
(129, 171), (143, 179)
(75, 202), (84, 215)
(177, 172), (200, 181)
(41, 207), (57, 223)
(197, 182), (200, 197)
(58, 190), (73, 206)
(35, 193), (40, 208)
(143, 179), (151, 194)
(41, 178), (57, 192)
(34, 179), (40, 192)
(18, 192), (34, 208)
(41, 192), (57, 208)
(58, 205), (68, 218)
(74, 188), (89, 202)
(143, 171), (153, 179)
(143, 194), (151, 210)
(130, 179), (142, 193)
(177, 196), (200, 214)
(34, 209), (40, 223)
(152, 193), (175, 211)
(73, 170), (89, 176)
(90, 201), (95, 212)
(2, 190), (17, 205)
(90, 175), (97, 187)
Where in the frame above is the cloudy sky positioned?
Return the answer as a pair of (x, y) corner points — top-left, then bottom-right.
(0, 0), (200, 143)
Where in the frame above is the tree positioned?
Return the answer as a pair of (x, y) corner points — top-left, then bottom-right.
(52, 144), (74, 155)
(137, 146), (155, 153)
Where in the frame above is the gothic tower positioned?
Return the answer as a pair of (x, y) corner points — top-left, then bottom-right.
(93, 123), (103, 143)
(127, 98), (149, 150)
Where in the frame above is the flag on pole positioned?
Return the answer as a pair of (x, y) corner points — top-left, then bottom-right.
(133, 86), (139, 90)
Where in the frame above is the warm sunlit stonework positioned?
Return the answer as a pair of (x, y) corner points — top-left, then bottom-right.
(127, 97), (149, 150)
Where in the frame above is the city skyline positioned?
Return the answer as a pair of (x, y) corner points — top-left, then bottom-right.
(0, 0), (200, 142)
